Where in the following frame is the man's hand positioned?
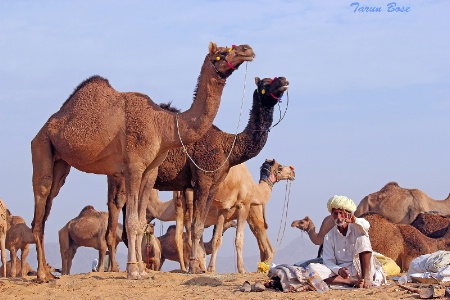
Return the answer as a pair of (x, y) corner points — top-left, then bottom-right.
(338, 267), (350, 279)
(345, 212), (356, 223)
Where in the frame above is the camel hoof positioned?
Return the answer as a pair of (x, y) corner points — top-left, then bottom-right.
(127, 272), (140, 280)
(139, 270), (149, 279)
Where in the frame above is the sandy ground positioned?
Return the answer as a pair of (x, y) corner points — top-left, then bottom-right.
(1, 270), (450, 300)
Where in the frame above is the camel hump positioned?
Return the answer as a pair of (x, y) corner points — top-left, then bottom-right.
(381, 181), (400, 191)
(62, 75), (111, 107)
(78, 205), (98, 217)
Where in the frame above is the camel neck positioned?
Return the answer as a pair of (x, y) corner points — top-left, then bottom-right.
(173, 57), (226, 146)
(226, 90), (275, 166)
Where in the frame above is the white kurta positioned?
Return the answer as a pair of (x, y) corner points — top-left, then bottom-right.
(322, 218), (372, 277)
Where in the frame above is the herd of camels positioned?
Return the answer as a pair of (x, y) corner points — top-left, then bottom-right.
(0, 42), (449, 282)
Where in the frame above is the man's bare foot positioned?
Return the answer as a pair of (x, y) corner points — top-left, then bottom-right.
(355, 278), (372, 288)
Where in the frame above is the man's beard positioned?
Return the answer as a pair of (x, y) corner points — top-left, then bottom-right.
(335, 218), (346, 227)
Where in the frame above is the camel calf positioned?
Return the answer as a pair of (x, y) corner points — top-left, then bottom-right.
(4, 210), (36, 278)
(59, 206), (123, 275)
(143, 223), (161, 271)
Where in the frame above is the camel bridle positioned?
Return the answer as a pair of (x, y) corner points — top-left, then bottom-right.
(257, 77), (283, 102)
(211, 45), (238, 78)
(260, 160), (294, 188)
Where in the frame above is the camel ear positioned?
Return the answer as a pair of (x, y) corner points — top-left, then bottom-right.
(209, 42), (217, 55)
(305, 216), (310, 220)
(255, 77), (260, 86)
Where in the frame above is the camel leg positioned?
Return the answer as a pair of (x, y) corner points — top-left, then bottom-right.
(189, 187), (211, 274)
(97, 248), (107, 273)
(20, 245), (30, 277)
(125, 163), (159, 280)
(66, 246), (77, 275)
(174, 191), (186, 271)
(58, 225), (71, 275)
(10, 247), (17, 277)
(207, 212), (225, 273)
(106, 175), (126, 272)
(184, 189), (194, 250)
(247, 205), (273, 264)
(31, 135), (71, 283)
(236, 204), (250, 273)
(0, 234), (5, 277)
(124, 166), (143, 280)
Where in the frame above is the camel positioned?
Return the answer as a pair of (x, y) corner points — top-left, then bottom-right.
(354, 182), (450, 224)
(207, 159), (295, 273)
(291, 215), (334, 246)
(110, 75), (290, 274)
(5, 212), (36, 277)
(144, 220), (237, 271)
(142, 222), (161, 271)
(0, 256), (34, 277)
(292, 212), (450, 271)
(410, 212), (450, 238)
(0, 256), (60, 277)
(0, 198), (7, 277)
(58, 205), (123, 275)
(31, 42), (254, 282)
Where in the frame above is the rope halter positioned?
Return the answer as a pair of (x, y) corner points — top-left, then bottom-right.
(211, 44), (237, 78)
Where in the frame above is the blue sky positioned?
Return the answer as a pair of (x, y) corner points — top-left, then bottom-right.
(1, 0), (449, 272)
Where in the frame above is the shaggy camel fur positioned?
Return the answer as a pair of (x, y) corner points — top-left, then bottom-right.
(58, 205), (123, 275)
(0, 198), (7, 277)
(142, 223), (161, 271)
(293, 212), (450, 271)
(355, 182), (450, 224)
(144, 221), (236, 271)
(410, 212), (450, 238)
(207, 159), (295, 273)
(73, 43), (256, 277)
(5, 212), (36, 277)
(108, 76), (289, 273)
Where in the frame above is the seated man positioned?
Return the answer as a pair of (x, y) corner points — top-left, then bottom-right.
(308, 195), (384, 288)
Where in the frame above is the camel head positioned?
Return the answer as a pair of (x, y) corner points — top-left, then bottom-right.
(255, 76), (289, 107)
(259, 159), (295, 188)
(291, 216), (313, 232)
(145, 222), (156, 235)
(208, 42), (255, 78)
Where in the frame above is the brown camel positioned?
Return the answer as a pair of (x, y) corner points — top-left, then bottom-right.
(58, 205), (123, 275)
(144, 220), (236, 271)
(207, 159), (295, 273)
(291, 215), (335, 246)
(111, 76), (290, 274)
(5, 212), (36, 278)
(354, 182), (450, 224)
(31, 42), (254, 282)
(0, 256), (34, 277)
(0, 198), (7, 277)
(142, 222), (161, 271)
(292, 212), (450, 271)
(410, 212), (450, 238)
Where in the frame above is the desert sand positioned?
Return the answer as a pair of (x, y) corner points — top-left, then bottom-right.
(1, 270), (449, 300)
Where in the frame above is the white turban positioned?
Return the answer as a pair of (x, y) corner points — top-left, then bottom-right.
(327, 195), (356, 213)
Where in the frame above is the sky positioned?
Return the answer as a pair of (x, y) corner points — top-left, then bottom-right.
(1, 1), (449, 272)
